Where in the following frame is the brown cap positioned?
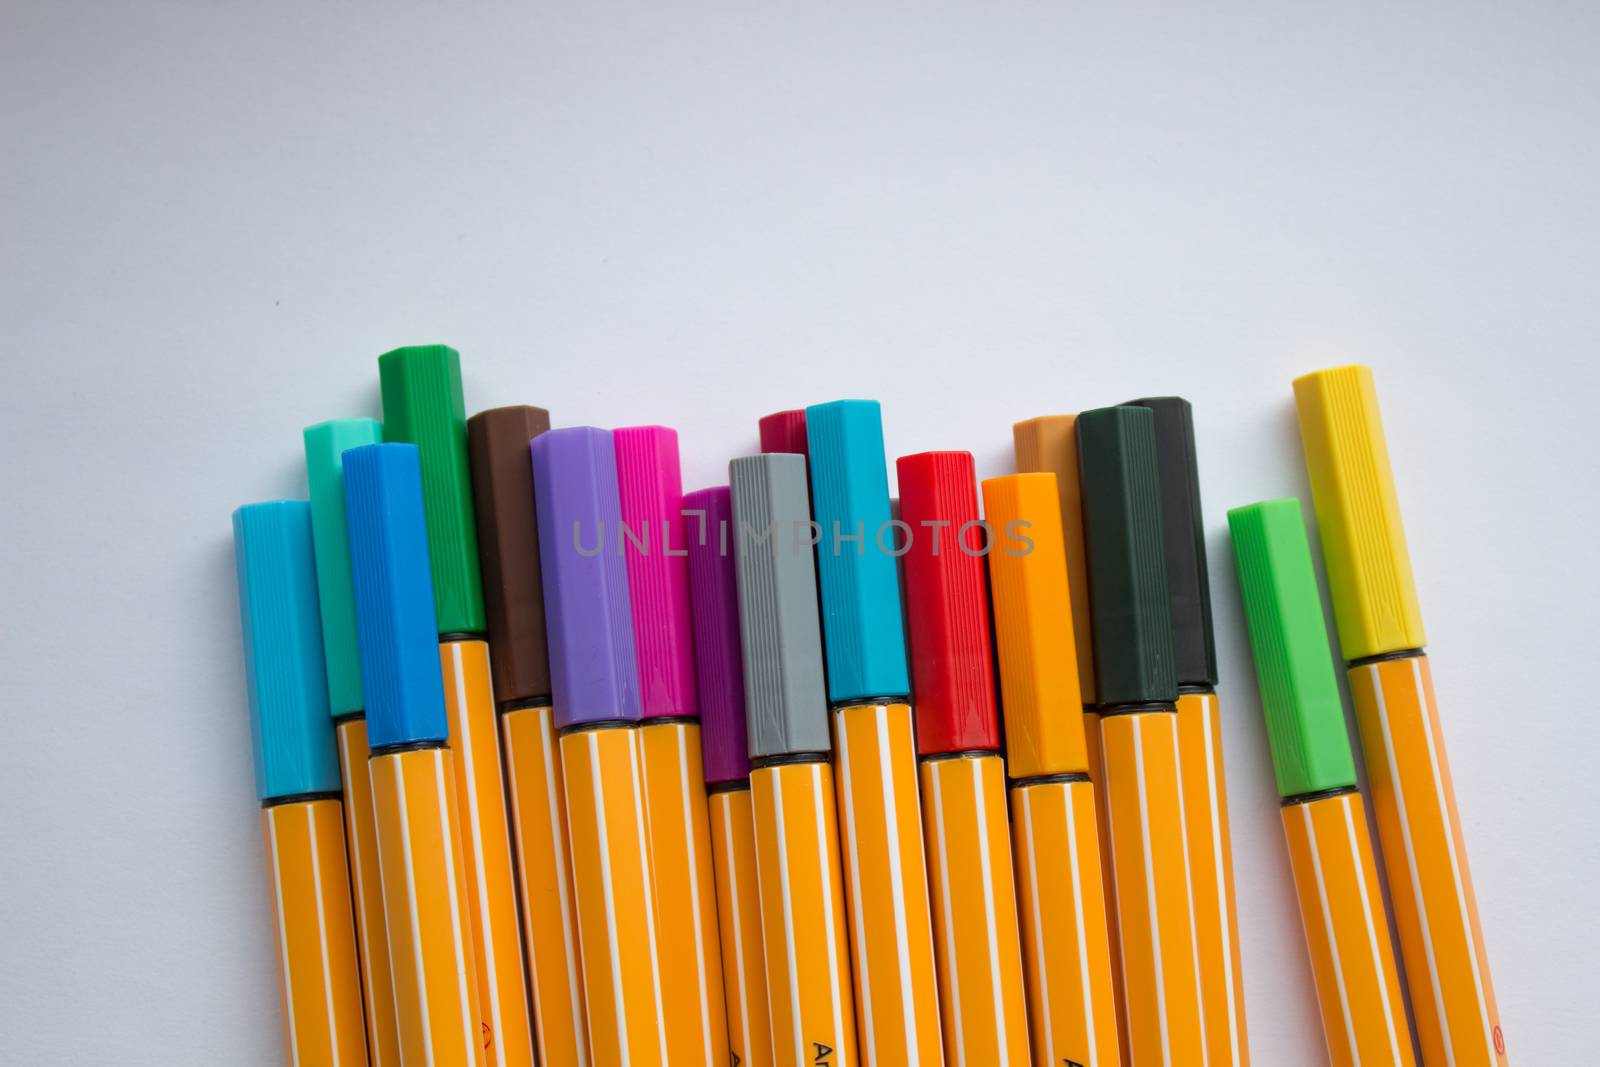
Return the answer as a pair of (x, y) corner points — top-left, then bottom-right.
(467, 405), (553, 704)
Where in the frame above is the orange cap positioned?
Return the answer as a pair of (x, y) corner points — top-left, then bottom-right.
(980, 472), (1088, 778)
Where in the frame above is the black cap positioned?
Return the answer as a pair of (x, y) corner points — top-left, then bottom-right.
(1077, 406), (1179, 706)
(1125, 397), (1217, 688)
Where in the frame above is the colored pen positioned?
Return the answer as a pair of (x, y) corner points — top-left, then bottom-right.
(804, 399), (944, 1067)
(466, 405), (590, 1067)
(304, 417), (402, 1067)
(614, 425), (731, 1066)
(758, 409), (810, 456)
(345, 443), (485, 1067)
(1012, 414), (1128, 1056)
(1295, 365), (1507, 1065)
(532, 426), (668, 1066)
(1228, 499), (1415, 1067)
(897, 451), (1031, 1067)
(730, 452), (859, 1067)
(1077, 405), (1207, 1065)
(1126, 396), (1250, 1065)
(233, 501), (369, 1067)
(380, 345), (536, 1067)
(982, 473), (1122, 1067)
(685, 484), (774, 1067)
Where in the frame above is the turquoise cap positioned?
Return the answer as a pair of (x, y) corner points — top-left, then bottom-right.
(805, 400), (910, 703)
(304, 418), (383, 716)
(232, 501), (343, 802)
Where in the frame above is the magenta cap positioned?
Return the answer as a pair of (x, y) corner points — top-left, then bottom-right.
(531, 426), (642, 729)
(684, 486), (749, 783)
(614, 427), (699, 720)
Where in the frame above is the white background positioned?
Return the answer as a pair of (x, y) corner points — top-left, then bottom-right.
(4, 2), (1597, 1063)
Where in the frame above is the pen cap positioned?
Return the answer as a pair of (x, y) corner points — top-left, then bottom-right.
(980, 474), (1089, 778)
(531, 427), (642, 729)
(304, 418), (384, 716)
(804, 400), (910, 703)
(1227, 499), (1357, 798)
(1013, 414), (1097, 707)
(233, 502), (342, 801)
(615, 426), (698, 719)
(378, 344), (485, 635)
(895, 451), (1000, 755)
(729, 454), (832, 758)
(467, 405), (553, 705)
(1077, 406), (1179, 706)
(685, 486), (751, 782)
(759, 409), (810, 456)
(1124, 397), (1218, 688)
(1293, 365), (1426, 661)
(343, 444), (451, 749)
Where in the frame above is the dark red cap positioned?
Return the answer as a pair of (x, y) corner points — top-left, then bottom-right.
(895, 451), (1001, 755)
(758, 409), (809, 456)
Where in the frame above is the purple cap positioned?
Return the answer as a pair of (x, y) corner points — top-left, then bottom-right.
(684, 486), (749, 783)
(614, 427), (698, 720)
(531, 427), (642, 728)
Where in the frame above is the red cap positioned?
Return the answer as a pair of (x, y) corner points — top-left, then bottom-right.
(758, 409), (809, 456)
(895, 451), (1001, 755)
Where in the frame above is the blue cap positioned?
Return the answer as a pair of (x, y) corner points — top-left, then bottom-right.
(343, 443), (450, 748)
(804, 400), (911, 703)
(531, 427), (643, 729)
(232, 502), (343, 802)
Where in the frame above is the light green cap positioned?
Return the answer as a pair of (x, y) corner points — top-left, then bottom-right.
(1227, 498), (1357, 798)
(304, 418), (383, 715)
(378, 345), (485, 635)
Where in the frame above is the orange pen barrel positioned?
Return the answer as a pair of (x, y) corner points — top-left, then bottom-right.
(982, 473), (1122, 1067)
(708, 783), (775, 1067)
(336, 717), (402, 1066)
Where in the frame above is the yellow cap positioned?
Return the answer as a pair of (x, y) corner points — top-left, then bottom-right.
(1012, 415), (1097, 706)
(1293, 365), (1426, 660)
(980, 472), (1088, 778)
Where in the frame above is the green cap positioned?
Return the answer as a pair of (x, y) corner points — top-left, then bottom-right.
(378, 345), (485, 635)
(1077, 406), (1178, 706)
(304, 418), (384, 715)
(1227, 499), (1357, 798)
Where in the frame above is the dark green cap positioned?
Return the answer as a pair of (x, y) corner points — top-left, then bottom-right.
(1227, 499), (1357, 798)
(378, 345), (485, 635)
(1076, 406), (1178, 706)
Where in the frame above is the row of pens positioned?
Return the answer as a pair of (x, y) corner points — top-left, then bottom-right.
(232, 346), (1507, 1067)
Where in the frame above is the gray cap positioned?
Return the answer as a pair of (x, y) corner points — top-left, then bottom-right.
(729, 454), (832, 758)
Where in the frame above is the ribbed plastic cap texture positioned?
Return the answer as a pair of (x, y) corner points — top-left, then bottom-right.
(1013, 414), (1097, 707)
(378, 344), (485, 635)
(1077, 406), (1179, 706)
(1228, 499), (1358, 798)
(343, 444), (450, 749)
(1293, 365), (1426, 661)
(804, 400), (910, 704)
(615, 426), (698, 720)
(233, 501), (342, 802)
(532, 427), (642, 729)
(980, 473), (1089, 779)
(759, 409), (810, 456)
(304, 418), (383, 716)
(895, 452), (1000, 755)
(729, 454), (832, 758)
(1125, 397), (1218, 688)
(685, 486), (751, 782)
(467, 405), (553, 705)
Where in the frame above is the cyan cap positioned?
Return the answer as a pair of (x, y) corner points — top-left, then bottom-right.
(232, 501), (342, 802)
(532, 427), (643, 729)
(343, 443), (450, 749)
(804, 400), (910, 704)
(304, 418), (383, 716)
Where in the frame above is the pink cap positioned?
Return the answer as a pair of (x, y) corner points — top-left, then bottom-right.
(614, 426), (699, 719)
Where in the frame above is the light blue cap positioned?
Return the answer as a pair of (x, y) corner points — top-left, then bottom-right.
(343, 443), (450, 749)
(232, 501), (343, 802)
(804, 399), (910, 703)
